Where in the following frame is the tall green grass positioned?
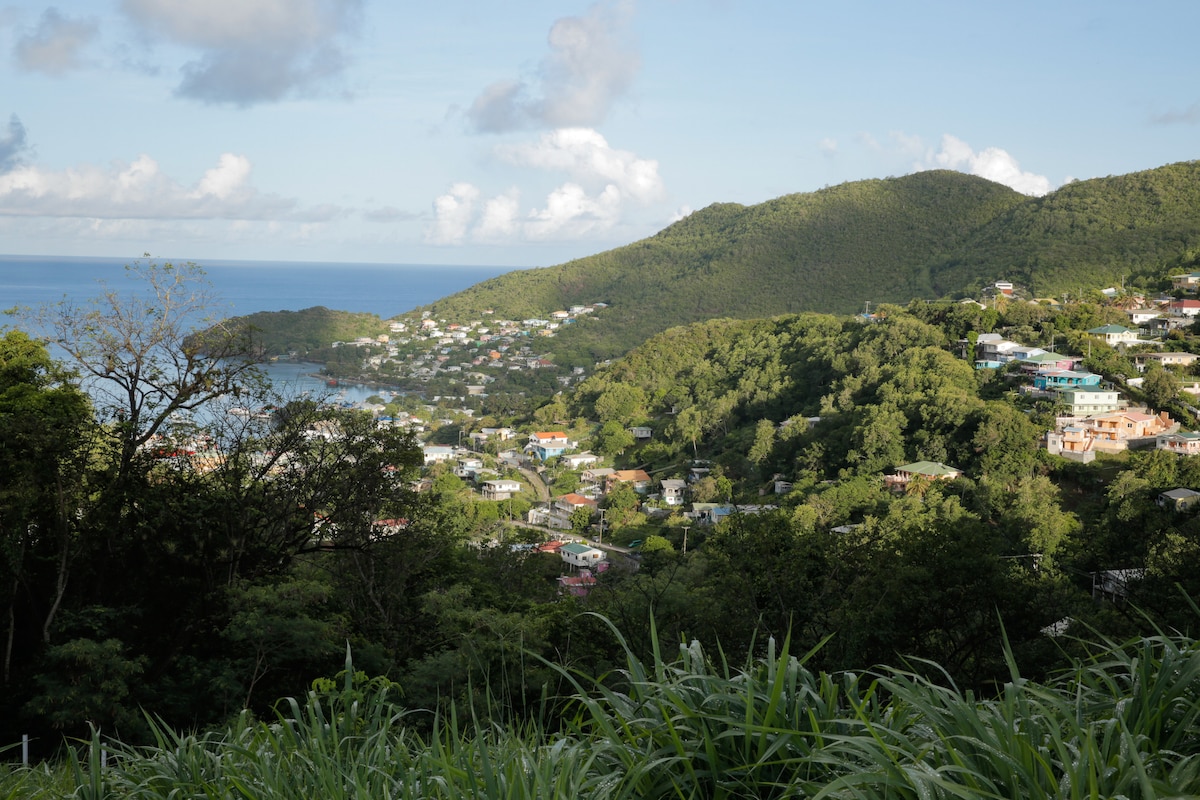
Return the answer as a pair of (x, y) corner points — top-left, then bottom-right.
(7, 620), (1200, 798)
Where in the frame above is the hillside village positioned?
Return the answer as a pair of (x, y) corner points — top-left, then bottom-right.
(325, 303), (607, 396)
(257, 274), (1200, 594)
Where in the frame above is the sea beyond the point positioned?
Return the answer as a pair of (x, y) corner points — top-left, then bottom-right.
(0, 254), (518, 319)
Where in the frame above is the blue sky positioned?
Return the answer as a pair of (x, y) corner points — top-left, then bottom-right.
(1, 1), (1198, 269)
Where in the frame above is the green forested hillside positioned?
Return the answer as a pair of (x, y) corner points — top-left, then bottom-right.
(426, 170), (1024, 360)
(423, 161), (1200, 363)
(233, 306), (385, 357)
(930, 160), (1200, 296)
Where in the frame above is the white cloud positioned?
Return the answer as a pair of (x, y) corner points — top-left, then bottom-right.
(0, 151), (331, 221)
(927, 134), (1052, 196)
(468, 0), (639, 132)
(669, 205), (693, 223)
(498, 128), (663, 201)
(427, 182), (480, 244)
(525, 182), (621, 240)
(475, 189), (521, 240)
(120, 0), (362, 105)
(13, 7), (99, 76)
(818, 138), (838, 157)
(428, 128), (666, 246)
(194, 153), (251, 200)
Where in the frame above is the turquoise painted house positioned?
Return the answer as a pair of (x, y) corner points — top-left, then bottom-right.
(1033, 370), (1102, 391)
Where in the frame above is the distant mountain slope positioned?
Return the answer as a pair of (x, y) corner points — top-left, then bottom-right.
(236, 307), (384, 357)
(420, 162), (1200, 362)
(930, 161), (1200, 296)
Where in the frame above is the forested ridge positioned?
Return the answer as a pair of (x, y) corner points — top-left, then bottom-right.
(422, 161), (1200, 362)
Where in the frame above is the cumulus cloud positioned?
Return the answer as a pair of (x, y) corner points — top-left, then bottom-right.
(428, 128), (665, 245)
(14, 7), (99, 76)
(0, 150), (334, 221)
(0, 115), (31, 172)
(120, 0), (362, 106)
(468, 0), (639, 132)
(526, 182), (622, 239)
(427, 183), (481, 244)
(928, 134), (1052, 196)
(498, 128), (663, 201)
(475, 189), (521, 240)
(818, 138), (838, 157)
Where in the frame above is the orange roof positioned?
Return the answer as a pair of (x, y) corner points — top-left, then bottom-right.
(533, 431), (568, 440)
(558, 493), (597, 507)
(611, 469), (651, 482)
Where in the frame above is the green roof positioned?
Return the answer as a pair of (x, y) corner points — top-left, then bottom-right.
(560, 542), (599, 555)
(895, 461), (961, 477)
(1088, 324), (1134, 334)
(1021, 352), (1065, 363)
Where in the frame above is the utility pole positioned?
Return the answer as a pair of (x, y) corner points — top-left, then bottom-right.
(682, 525), (690, 555)
(597, 508), (605, 545)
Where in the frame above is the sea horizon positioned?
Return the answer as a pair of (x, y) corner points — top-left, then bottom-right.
(0, 253), (520, 319)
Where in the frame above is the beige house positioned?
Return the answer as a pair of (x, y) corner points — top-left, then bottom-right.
(1046, 426), (1096, 463)
(1134, 351), (1200, 372)
(1088, 411), (1173, 451)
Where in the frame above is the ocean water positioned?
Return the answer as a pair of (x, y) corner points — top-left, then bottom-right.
(0, 254), (517, 319)
(1, 254), (521, 401)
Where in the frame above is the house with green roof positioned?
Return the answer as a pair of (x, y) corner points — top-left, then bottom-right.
(884, 461), (962, 490)
(560, 542), (605, 569)
(1055, 388), (1123, 416)
(1087, 324), (1151, 347)
(1157, 431), (1200, 456)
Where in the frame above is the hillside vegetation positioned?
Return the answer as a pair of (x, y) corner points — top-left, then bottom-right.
(423, 161), (1200, 362)
(234, 306), (385, 357)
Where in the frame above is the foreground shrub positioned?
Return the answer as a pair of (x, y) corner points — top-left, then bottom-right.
(6, 621), (1200, 798)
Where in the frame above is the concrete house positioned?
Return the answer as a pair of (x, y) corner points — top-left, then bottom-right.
(1168, 299), (1200, 318)
(525, 431), (575, 460)
(1134, 352), (1200, 372)
(660, 478), (687, 506)
(1046, 426), (1096, 463)
(1056, 389), (1123, 416)
(1089, 411), (1173, 450)
(606, 469), (652, 494)
(1087, 325), (1141, 346)
(481, 479), (523, 501)
(1033, 370), (1101, 391)
(560, 542), (605, 569)
(561, 451), (600, 469)
(1158, 488), (1200, 512)
(1157, 431), (1200, 456)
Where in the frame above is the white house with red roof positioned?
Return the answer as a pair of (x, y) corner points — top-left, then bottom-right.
(1168, 299), (1200, 318)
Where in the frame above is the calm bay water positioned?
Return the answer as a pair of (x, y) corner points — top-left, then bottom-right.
(0, 254), (517, 319)
(1, 254), (520, 400)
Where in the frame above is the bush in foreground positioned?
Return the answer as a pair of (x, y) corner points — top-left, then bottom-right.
(6, 619), (1200, 799)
